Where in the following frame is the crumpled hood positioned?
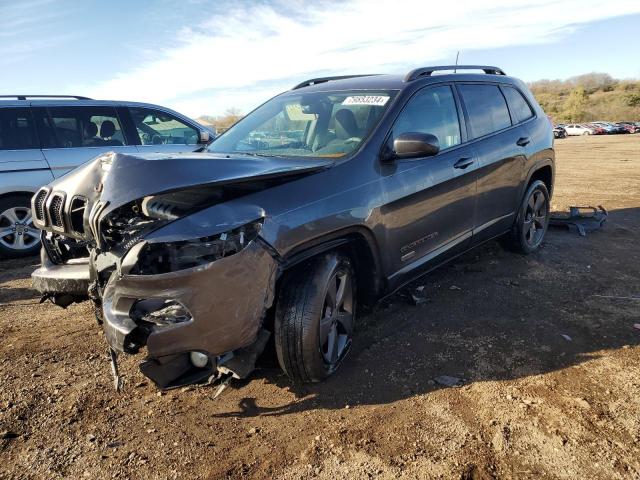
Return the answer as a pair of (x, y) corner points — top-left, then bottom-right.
(49, 151), (332, 217)
(32, 152), (333, 239)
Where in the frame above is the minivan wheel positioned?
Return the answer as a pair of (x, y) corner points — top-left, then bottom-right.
(0, 195), (41, 258)
(275, 252), (356, 383)
(504, 180), (550, 254)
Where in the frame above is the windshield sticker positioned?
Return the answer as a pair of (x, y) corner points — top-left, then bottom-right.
(342, 95), (389, 106)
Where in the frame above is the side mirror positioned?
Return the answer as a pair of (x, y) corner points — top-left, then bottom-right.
(198, 130), (211, 144)
(392, 132), (439, 160)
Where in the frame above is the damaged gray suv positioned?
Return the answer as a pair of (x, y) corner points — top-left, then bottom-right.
(32, 66), (554, 389)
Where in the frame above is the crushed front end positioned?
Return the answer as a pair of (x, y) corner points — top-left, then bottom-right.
(29, 151), (328, 390)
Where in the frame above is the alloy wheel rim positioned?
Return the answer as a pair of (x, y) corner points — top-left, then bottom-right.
(0, 206), (40, 250)
(319, 268), (354, 369)
(523, 190), (548, 247)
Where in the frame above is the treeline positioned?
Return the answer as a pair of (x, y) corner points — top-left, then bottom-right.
(197, 107), (244, 133)
(528, 73), (640, 122)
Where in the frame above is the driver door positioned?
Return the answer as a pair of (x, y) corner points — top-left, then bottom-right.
(378, 84), (478, 286)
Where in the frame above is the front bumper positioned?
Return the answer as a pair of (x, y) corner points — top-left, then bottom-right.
(100, 239), (278, 360)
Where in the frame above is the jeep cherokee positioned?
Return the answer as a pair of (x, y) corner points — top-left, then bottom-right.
(31, 65), (554, 389)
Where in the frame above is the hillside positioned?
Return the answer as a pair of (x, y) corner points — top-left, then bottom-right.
(529, 72), (640, 123)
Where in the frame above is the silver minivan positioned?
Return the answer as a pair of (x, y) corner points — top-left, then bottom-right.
(0, 96), (214, 258)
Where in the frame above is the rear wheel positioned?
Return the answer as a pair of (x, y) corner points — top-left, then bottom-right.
(503, 180), (550, 254)
(0, 195), (41, 258)
(275, 252), (356, 383)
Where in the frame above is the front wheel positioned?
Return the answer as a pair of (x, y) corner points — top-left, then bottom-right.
(503, 180), (550, 254)
(275, 252), (356, 383)
(0, 195), (41, 258)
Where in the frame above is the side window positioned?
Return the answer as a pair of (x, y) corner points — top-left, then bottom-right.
(129, 108), (198, 145)
(458, 84), (511, 139)
(0, 108), (38, 150)
(46, 107), (126, 148)
(502, 86), (534, 123)
(392, 85), (461, 149)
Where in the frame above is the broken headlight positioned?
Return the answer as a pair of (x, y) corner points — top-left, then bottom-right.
(130, 220), (263, 275)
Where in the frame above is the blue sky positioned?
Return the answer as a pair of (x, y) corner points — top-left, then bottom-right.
(1, 0), (639, 117)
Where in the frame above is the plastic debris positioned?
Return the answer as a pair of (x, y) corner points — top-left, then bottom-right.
(549, 205), (607, 236)
(561, 334), (572, 342)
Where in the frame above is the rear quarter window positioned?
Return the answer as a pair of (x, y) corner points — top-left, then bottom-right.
(0, 108), (38, 150)
(502, 86), (535, 124)
(458, 84), (511, 139)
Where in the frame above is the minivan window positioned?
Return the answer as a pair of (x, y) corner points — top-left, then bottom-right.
(502, 86), (534, 123)
(458, 84), (511, 138)
(0, 108), (37, 150)
(208, 90), (397, 158)
(392, 85), (461, 149)
(130, 108), (199, 145)
(46, 107), (126, 148)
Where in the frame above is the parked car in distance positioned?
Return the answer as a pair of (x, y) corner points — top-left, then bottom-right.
(585, 123), (606, 135)
(616, 122), (640, 133)
(592, 122), (626, 134)
(564, 124), (595, 136)
(553, 125), (566, 138)
(32, 65), (554, 390)
(0, 95), (214, 258)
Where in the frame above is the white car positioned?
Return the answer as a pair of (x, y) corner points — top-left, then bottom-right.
(564, 124), (595, 136)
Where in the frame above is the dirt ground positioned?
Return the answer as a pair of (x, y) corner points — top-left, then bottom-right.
(1, 134), (639, 479)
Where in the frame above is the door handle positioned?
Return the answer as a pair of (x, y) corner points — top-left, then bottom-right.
(516, 136), (531, 147)
(453, 157), (474, 169)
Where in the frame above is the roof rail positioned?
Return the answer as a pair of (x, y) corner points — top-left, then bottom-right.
(404, 65), (506, 82)
(0, 95), (92, 100)
(292, 74), (379, 90)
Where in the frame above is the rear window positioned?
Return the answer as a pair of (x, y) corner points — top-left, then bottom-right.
(0, 108), (38, 150)
(502, 86), (534, 123)
(458, 84), (511, 139)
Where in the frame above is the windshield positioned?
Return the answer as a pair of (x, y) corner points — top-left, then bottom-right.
(208, 90), (397, 158)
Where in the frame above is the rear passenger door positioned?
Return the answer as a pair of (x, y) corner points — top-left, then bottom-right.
(128, 107), (200, 154)
(32, 106), (137, 177)
(456, 83), (530, 243)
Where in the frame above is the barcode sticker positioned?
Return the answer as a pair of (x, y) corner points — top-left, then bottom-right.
(342, 95), (389, 106)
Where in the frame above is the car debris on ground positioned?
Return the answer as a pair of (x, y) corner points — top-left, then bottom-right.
(549, 205), (607, 236)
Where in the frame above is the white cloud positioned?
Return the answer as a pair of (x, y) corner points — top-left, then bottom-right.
(87, 0), (640, 116)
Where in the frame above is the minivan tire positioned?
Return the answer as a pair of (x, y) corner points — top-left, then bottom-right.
(0, 195), (41, 258)
(275, 252), (356, 383)
(503, 180), (550, 254)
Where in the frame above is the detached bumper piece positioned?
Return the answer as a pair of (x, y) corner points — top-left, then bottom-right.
(32, 257), (90, 308)
(549, 205), (608, 236)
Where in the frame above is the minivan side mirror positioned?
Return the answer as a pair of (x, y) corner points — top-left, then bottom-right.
(392, 132), (440, 160)
(198, 130), (211, 144)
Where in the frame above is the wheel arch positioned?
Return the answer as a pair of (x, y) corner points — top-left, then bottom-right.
(524, 160), (554, 199)
(277, 226), (385, 306)
(0, 190), (37, 202)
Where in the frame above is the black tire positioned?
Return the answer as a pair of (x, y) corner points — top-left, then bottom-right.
(503, 180), (550, 254)
(0, 194), (41, 259)
(275, 252), (356, 384)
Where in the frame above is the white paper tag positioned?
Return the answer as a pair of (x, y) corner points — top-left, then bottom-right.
(342, 95), (389, 106)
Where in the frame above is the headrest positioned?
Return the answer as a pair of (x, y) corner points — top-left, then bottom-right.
(100, 120), (116, 138)
(335, 109), (360, 138)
